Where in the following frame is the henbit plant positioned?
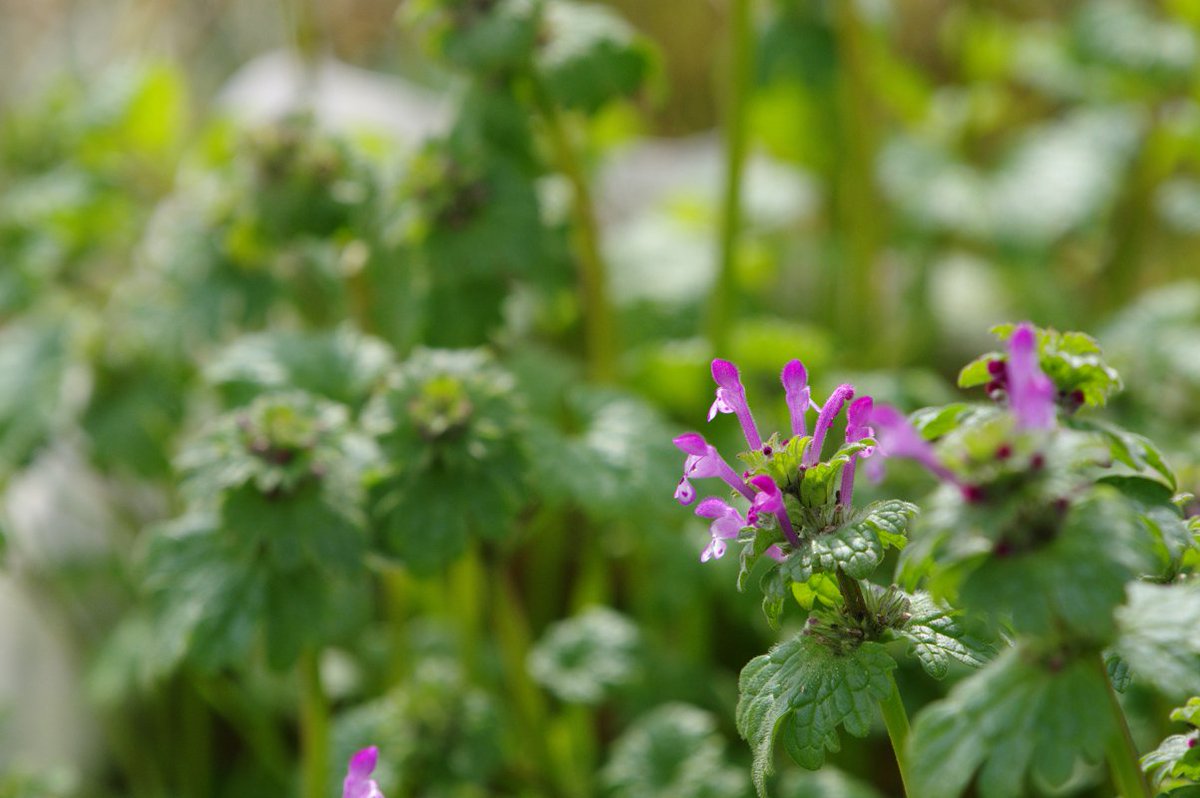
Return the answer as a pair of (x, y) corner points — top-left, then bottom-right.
(673, 357), (994, 797)
(676, 323), (1200, 798)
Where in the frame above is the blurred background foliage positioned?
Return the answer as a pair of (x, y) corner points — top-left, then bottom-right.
(1, 0), (1199, 796)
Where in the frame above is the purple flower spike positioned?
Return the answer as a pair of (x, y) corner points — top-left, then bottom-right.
(748, 475), (800, 548)
(868, 404), (958, 484)
(673, 432), (754, 503)
(708, 359), (763, 450)
(343, 747), (385, 798)
(781, 360), (811, 437)
(696, 497), (747, 562)
(804, 384), (855, 467)
(839, 396), (874, 506)
(1006, 323), (1056, 430)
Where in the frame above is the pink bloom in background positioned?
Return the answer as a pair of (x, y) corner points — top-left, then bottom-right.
(343, 747), (385, 798)
(1005, 323), (1056, 430)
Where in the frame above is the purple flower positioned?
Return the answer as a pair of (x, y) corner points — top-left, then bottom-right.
(695, 497), (747, 562)
(868, 404), (958, 484)
(343, 747), (385, 798)
(839, 396), (874, 506)
(673, 432), (754, 504)
(748, 474), (800, 548)
(708, 359), (763, 450)
(781, 360), (811, 437)
(804, 384), (855, 468)
(1006, 323), (1056, 430)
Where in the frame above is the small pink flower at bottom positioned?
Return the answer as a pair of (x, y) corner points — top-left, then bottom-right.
(343, 747), (385, 798)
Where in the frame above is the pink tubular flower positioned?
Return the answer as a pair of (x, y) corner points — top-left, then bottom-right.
(673, 432), (754, 505)
(804, 384), (855, 467)
(748, 474), (800, 547)
(839, 396), (874, 506)
(343, 747), (385, 798)
(1006, 323), (1056, 430)
(695, 497), (747, 562)
(868, 404), (958, 484)
(781, 360), (811, 437)
(708, 359), (763, 450)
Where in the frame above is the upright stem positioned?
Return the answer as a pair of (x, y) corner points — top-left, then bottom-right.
(879, 674), (914, 798)
(298, 649), (330, 798)
(831, 0), (883, 358)
(708, 0), (754, 356)
(530, 76), (616, 382)
(1096, 656), (1153, 798)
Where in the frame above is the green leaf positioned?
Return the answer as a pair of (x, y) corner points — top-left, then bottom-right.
(1143, 732), (1200, 788)
(956, 487), (1155, 640)
(538, 0), (657, 113)
(1172, 697), (1200, 727)
(894, 592), (996, 679)
(909, 647), (1114, 798)
(1071, 416), (1177, 490)
(1098, 475), (1196, 577)
(791, 573), (841, 611)
(958, 352), (1002, 389)
(602, 704), (748, 798)
(366, 349), (528, 572)
(736, 635), (895, 796)
(527, 607), (640, 704)
(0, 320), (73, 472)
(791, 500), (916, 581)
(527, 386), (677, 522)
(1105, 650), (1132, 693)
(910, 403), (973, 439)
(206, 327), (395, 412)
(1115, 582), (1200, 697)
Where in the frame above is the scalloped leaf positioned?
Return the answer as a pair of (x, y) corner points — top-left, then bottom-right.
(736, 636), (895, 796)
(789, 499), (916, 582)
(538, 0), (656, 113)
(1143, 733), (1200, 788)
(1074, 417), (1177, 490)
(895, 592), (996, 679)
(1115, 582), (1200, 697)
(909, 647), (1113, 798)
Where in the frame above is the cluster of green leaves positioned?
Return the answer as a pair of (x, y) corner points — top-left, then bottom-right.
(732, 323), (1200, 797)
(897, 327), (1200, 797)
(1142, 697), (1200, 792)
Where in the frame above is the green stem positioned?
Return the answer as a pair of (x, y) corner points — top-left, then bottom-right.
(298, 649), (330, 798)
(530, 76), (616, 382)
(878, 674), (914, 798)
(1096, 657), (1153, 798)
(708, 0), (753, 357)
(832, 0), (883, 359)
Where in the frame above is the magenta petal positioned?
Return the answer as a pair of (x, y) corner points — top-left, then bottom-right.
(781, 360), (807, 393)
(1006, 323), (1056, 430)
(695, 497), (731, 518)
(764, 545), (785, 562)
(343, 747), (384, 798)
(674, 478), (696, 505)
(673, 432), (709, 456)
(711, 359), (741, 390)
(804, 384), (855, 467)
(781, 359), (811, 437)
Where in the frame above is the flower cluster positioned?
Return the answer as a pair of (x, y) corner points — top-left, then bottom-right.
(674, 359), (873, 562)
(868, 322), (1057, 499)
